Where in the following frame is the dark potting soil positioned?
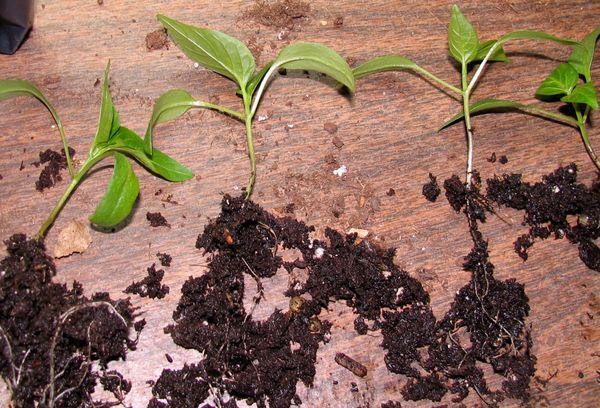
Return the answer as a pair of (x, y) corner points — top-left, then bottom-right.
(422, 172), (441, 202)
(151, 190), (534, 407)
(124, 263), (170, 299)
(34, 147), (75, 192)
(147, 211), (171, 228)
(486, 163), (600, 271)
(0, 234), (142, 407)
(157, 252), (172, 267)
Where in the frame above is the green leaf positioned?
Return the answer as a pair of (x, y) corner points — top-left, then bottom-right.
(474, 40), (508, 63)
(0, 79), (65, 134)
(158, 14), (256, 89)
(439, 98), (531, 130)
(90, 152), (139, 227)
(93, 62), (120, 146)
(448, 5), (479, 65)
(271, 42), (355, 92)
(245, 60), (274, 96)
(144, 89), (198, 155)
(568, 24), (600, 81)
(536, 63), (579, 97)
(111, 127), (194, 182)
(561, 82), (598, 109)
(497, 29), (578, 49)
(352, 55), (420, 79)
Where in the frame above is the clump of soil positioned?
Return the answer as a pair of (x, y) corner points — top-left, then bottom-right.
(383, 177), (535, 406)
(0, 234), (142, 407)
(154, 187), (535, 407)
(422, 172), (441, 202)
(147, 211), (170, 228)
(34, 147), (75, 191)
(156, 252), (172, 267)
(486, 163), (600, 271)
(145, 28), (169, 50)
(243, 0), (311, 30)
(125, 263), (170, 299)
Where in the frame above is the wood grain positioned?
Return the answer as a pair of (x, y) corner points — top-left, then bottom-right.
(1, 1), (599, 407)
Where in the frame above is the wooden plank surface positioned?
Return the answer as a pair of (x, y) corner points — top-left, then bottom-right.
(1, 0), (599, 406)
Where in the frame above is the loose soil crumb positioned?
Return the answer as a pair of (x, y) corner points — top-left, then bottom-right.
(156, 252), (172, 267)
(145, 28), (169, 50)
(125, 263), (170, 299)
(324, 121), (338, 134)
(486, 163), (600, 271)
(499, 155), (509, 164)
(422, 172), (441, 202)
(0, 234), (141, 407)
(34, 147), (75, 191)
(147, 211), (171, 228)
(243, 0), (311, 30)
(53, 218), (93, 258)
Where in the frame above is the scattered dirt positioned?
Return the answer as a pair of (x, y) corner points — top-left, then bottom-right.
(34, 147), (75, 191)
(332, 136), (344, 148)
(486, 163), (600, 271)
(53, 218), (93, 258)
(145, 28), (169, 51)
(499, 155), (509, 165)
(324, 121), (338, 134)
(0, 234), (142, 407)
(125, 263), (170, 299)
(156, 252), (172, 267)
(242, 0), (311, 30)
(333, 16), (344, 27)
(422, 172), (441, 202)
(334, 352), (367, 377)
(147, 211), (170, 228)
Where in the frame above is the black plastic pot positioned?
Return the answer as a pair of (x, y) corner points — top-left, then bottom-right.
(0, 0), (34, 54)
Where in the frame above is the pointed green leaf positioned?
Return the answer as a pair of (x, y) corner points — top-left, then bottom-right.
(561, 82), (598, 109)
(271, 42), (355, 92)
(497, 30), (577, 48)
(448, 5), (479, 65)
(475, 40), (508, 63)
(352, 55), (419, 79)
(245, 60), (274, 96)
(111, 127), (194, 182)
(90, 152), (139, 228)
(568, 24), (600, 82)
(144, 89), (198, 155)
(94, 62), (120, 146)
(158, 14), (256, 88)
(536, 63), (579, 97)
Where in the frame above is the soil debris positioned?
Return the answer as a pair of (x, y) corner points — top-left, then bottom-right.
(0, 234), (141, 407)
(422, 172), (441, 202)
(243, 0), (311, 30)
(34, 147), (75, 191)
(334, 352), (368, 377)
(324, 121), (338, 134)
(125, 263), (170, 299)
(145, 28), (169, 50)
(486, 163), (600, 271)
(156, 252), (172, 267)
(147, 211), (171, 228)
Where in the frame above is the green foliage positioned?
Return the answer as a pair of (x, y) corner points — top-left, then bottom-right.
(567, 24), (600, 81)
(353, 55), (419, 79)
(561, 82), (598, 109)
(90, 153), (139, 227)
(448, 5), (479, 65)
(157, 15), (355, 197)
(535, 63), (579, 97)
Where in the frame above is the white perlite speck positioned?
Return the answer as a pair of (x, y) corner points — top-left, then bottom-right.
(333, 165), (347, 177)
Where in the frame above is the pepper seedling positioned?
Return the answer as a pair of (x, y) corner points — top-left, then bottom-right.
(353, 4), (577, 188)
(442, 25), (600, 172)
(0, 63), (193, 239)
(147, 15), (355, 198)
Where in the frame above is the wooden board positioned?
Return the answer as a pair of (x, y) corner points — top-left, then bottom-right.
(0, 1), (599, 406)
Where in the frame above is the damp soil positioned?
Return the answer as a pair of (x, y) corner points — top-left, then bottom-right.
(242, 0), (311, 30)
(33, 147), (75, 192)
(0, 234), (143, 407)
(150, 189), (535, 407)
(125, 263), (170, 300)
(486, 163), (600, 271)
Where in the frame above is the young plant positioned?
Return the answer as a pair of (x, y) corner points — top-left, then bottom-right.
(353, 4), (577, 188)
(147, 15), (355, 198)
(0, 63), (193, 239)
(443, 25), (600, 172)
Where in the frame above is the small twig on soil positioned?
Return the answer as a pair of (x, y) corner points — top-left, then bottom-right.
(241, 257), (265, 321)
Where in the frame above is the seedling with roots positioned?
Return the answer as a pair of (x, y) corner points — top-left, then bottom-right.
(443, 25), (600, 172)
(353, 4), (577, 188)
(147, 15), (355, 198)
(0, 63), (193, 240)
